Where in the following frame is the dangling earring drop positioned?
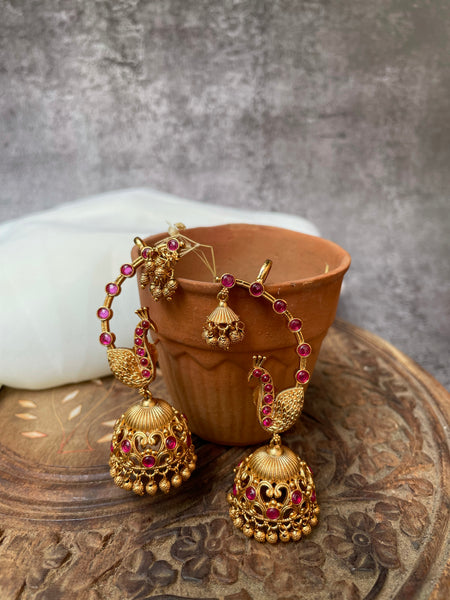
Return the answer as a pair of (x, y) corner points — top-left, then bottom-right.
(136, 224), (186, 302)
(136, 223), (218, 302)
(222, 261), (319, 543)
(202, 273), (245, 350)
(97, 243), (196, 496)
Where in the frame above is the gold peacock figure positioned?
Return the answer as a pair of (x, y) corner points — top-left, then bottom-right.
(249, 355), (304, 434)
(106, 307), (159, 391)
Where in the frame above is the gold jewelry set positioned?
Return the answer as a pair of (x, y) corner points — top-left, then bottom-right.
(98, 224), (319, 543)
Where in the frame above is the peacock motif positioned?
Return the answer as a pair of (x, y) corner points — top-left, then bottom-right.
(106, 307), (158, 390)
(249, 355), (304, 435)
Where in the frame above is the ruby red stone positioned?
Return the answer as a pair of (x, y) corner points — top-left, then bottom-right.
(288, 318), (302, 332)
(264, 384), (273, 393)
(97, 307), (111, 320)
(121, 439), (131, 453)
(273, 299), (287, 314)
(262, 417), (273, 427)
(261, 373), (270, 383)
(110, 441), (114, 452)
(297, 343), (311, 357)
(221, 273), (235, 288)
(166, 436), (177, 449)
(292, 490), (303, 505)
(263, 394), (273, 404)
(245, 486), (256, 501)
(140, 357), (149, 366)
(142, 247), (151, 258)
(136, 348), (145, 356)
(135, 327), (144, 336)
(296, 370), (310, 384)
(167, 238), (179, 252)
(266, 507), (280, 520)
(99, 332), (112, 346)
(232, 483), (237, 496)
(252, 368), (262, 378)
(262, 406), (272, 415)
(134, 338), (143, 346)
(249, 281), (264, 297)
(141, 320), (150, 329)
(186, 433), (192, 447)
(106, 283), (119, 296)
(142, 455), (155, 468)
(311, 491), (316, 502)
(142, 369), (151, 378)
(120, 264), (134, 276)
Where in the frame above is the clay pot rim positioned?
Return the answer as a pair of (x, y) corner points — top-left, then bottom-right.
(141, 223), (351, 295)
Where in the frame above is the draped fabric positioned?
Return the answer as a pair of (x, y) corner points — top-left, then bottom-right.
(0, 188), (318, 389)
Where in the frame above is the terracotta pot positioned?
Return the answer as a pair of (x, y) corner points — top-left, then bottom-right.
(132, 224), (350, 446)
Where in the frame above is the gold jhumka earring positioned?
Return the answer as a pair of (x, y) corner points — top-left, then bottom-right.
(223, 260), (319, 543)
(97, 226), (208, 495)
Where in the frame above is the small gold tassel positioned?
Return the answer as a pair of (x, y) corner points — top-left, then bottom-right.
(202, 289), (245, 350)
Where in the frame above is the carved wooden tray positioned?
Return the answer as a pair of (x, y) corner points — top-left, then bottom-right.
(0, 320), (448, 600)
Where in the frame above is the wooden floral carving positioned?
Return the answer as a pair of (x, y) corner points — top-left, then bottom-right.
(0, 321), (448, 599)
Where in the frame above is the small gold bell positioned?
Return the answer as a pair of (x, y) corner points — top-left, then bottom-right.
(202, 289), (245, 349)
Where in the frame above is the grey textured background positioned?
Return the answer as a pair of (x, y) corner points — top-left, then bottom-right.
(1, 0), (449, 389)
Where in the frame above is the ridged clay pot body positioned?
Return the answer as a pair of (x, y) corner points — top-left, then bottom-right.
(132, 224), (350, 446)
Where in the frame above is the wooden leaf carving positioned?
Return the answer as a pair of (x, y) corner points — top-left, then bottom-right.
(62, 390), (79, 404)
(68, 405), (82, 420)
(400, 500), (430, 538)
(405, 478), (434, 496)
(18, 400), (37, 408)
(374, 501), (401, 521)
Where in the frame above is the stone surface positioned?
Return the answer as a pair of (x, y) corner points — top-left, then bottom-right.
(0, 1), (449, 389)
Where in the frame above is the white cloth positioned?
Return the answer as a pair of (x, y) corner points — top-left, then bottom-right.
(0, 188), (319, 389)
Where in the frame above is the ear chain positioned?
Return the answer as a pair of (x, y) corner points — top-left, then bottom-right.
(98, 226), (318, 542)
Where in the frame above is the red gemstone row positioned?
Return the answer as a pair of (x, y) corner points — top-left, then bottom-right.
(134, 321), (152, 378)
(113, 431), (191, 460)
(221, 274), (312, 374)
(252, 369), (274, 427)
(99, 281), (119, 346)
(232, 484), (305, 518)
(98, 271), (123, 346)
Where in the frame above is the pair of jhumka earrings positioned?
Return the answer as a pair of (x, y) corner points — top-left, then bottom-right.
(98, 224), (319, 543)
